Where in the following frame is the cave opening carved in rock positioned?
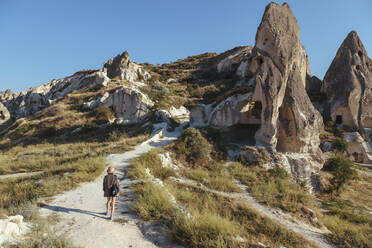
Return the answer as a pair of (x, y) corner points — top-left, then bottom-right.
(219, 100), (262, 146)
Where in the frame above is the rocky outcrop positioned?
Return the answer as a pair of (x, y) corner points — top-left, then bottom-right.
(189, 3), (324, 188)
(155, 106), (190, 125)
(0, 102), (10, 126)
(0, 71), (109, 120)
(250, 2), (323, 154)
(306, 75), (322, 94)
(322, 31), (372, 130)
(104, 51), (150, 82)
(101, 86), (153, 125)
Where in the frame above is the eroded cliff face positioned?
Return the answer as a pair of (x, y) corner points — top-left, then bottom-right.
(322, 31), (372, 130)
(250, 2), (323, 154)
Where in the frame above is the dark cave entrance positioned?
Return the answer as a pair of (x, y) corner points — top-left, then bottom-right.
(336, 115), (343, 125)
(220, 124), (261, 146)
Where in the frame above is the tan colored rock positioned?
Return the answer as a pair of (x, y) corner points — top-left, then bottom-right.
(322, 31), (372, 129)
(250, 2), (323, 154)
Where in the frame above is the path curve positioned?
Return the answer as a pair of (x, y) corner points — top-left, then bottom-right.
(40, 123), (185, 248)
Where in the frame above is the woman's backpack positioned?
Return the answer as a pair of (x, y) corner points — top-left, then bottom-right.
(110, 175), (119, 196)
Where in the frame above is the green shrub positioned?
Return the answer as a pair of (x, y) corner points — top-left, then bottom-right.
(174, 128), (212, 163)
(323, 153), (357, 192)
(332, 137), (348, 152)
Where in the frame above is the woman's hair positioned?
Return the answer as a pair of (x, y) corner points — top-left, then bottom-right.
(107, 166), (116, 174)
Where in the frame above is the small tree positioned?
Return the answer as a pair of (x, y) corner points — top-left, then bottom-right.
(332, 137), (348, 152)
(323, 153), (356, 192)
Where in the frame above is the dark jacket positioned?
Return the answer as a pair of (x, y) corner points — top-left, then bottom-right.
(103, 174), (120, 197)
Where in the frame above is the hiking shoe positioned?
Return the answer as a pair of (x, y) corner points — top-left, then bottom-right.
(110, 216), (114, 221)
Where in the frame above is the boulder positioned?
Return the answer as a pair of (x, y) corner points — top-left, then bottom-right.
(155, 106), (190, 125)
(322, 31), (372, 130)
(101, 86), (153, 124)
(103, 51), (150, 82)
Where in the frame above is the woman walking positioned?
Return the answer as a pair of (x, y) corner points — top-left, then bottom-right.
(103, 166), (120, 220)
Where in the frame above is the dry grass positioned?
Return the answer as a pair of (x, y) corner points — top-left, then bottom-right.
(0, 80), (151, 216)
(320, 172), (372, 248)
(229, 163), (319, 217)
(129, 148), (316, 248)
(181, 165), (241, 193)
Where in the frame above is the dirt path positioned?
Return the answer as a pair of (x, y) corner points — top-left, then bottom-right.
(40, 123), (185, 248)
(0, 171), (43, 180)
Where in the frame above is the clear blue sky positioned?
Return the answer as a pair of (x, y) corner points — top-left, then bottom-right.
(1, 0), (371, 92)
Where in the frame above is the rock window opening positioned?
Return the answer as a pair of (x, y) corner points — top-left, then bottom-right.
(358, 50), (363, 58)
(336, 115), (343, 124)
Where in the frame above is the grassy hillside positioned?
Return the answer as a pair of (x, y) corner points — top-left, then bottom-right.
(0, 80), (152, 217)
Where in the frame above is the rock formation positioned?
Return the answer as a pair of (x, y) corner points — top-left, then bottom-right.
(191, 3), (323, 153)
(0, 71), (109, 121)
(188, 3), (325, 189)
(250, 2), (323, 154)
(0, 102), (10, 126)
(322, 31), (372, 131)
(100, 86), (153, 125)
(103, 51), (150, 82)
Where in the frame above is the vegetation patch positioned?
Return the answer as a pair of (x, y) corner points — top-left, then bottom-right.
(322, 153), (357, 192)
(229, 163), (318, 216)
